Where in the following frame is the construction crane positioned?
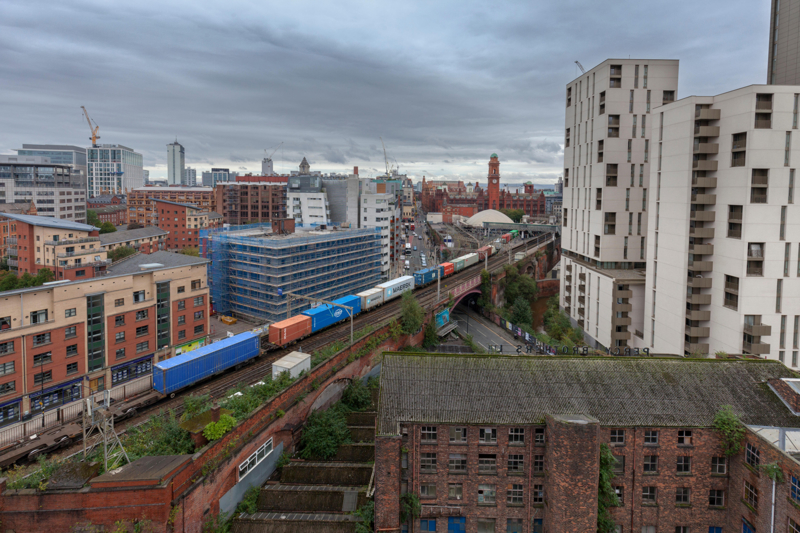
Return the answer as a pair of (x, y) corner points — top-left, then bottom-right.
(380, 137), (394, 177)
(80, 106), (100, 147)
(265, 142), (283, 160)
(575, 61), (586, 74)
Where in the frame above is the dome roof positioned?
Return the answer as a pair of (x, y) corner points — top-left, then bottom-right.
(490, 153), (498, 159)
(464, 209), (513, 227)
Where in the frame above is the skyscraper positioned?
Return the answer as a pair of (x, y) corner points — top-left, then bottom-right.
(167, 140), (185, 185)
(183, 166), (196, 187)
(767, 0), (800, 85)
(87, 144), (144, 197)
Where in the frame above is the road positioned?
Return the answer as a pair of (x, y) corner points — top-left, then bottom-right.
(400, 212), (436, 275)
(450, 307), (520, 352)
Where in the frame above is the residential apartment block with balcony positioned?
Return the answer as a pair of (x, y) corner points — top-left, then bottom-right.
(646, 85), (800, 361)
(560, 59), (679, 351)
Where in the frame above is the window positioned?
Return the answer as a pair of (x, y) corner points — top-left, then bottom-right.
(178, 301), (186, 311)
(610, 429), (625, 444)
(66, 362), (78, 375)
(0, 381), (15, 396)
(0, 342), (13, 355)
(420, 519), (436, 532)
(507, 484), (523, 505)
(239, 437), (272, 481)
(792, 476), (800, 503)
(479, 428), (497, 444)
(115, 331), (125, 343)
(531, 484), (544, 504)
(676, 487), (690, 505)
(178, 315), (186, 325)
(448, 483), (462, 500)
(0, 362), (14, 377)
(477, 519), (495, 533)
(533, 454), (544, 473)
(507, 519), (523, 533)
(477, 484), (496, 504)
(421, 426), (437, 443)
(133, 291), (145, 303)
(709, 489), (724, 507)
(116, 348), (125, 360)
(420, 483), (436, 498)
(448, 453), (466, 473)
(30, 309), (48, 324)
(744, 480), (758, 508)
(643, 455), (658, 473)
(33, 351), (52, 366)
(790, 519), (800, 533)
(136, 310), (148, 321)
(711, 456), (727, 474)
(614, 486), (624, 505)
(65, 308), (76, 318)
(191, 279), (201, 290)
(677, 430), (692, 445)
(677, 456), (691, 473)
(136, 341), (149, 353)
(115, 298), (124, 307)
(642, 487), (657, 504)
(66, 344), (78, 357)
(613, 455), (625, 474)
(193, 296), (204, 307)
(32, 333), (50, 346)
(478, 454), (497, 474)
(534, 427), (545, 444)
(177, 286), (185, 294)
(64, 326), (76, 339)
(420, 452), (436, 473)
(178, 330), (186, 340)
(745, 443), (760, 467)
(676, 528), (689, 533)
(115, 315), (125, 327)
(34, 370), (52, 385)
(644, 430), (658, 445)
(508, 427), (524, 444)
(194, 311), (204, 320)
(194, 324), (204, 335)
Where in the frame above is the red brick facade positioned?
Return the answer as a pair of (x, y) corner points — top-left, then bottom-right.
(214, 182), (288, 226)
(128, 187), (215, 227)
(154, 200), (221, 251)
(94, 205), (128, 225)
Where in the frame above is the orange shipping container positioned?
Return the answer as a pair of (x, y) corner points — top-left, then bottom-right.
(269, 315), (313, 346)
(441, 262), (455, 276)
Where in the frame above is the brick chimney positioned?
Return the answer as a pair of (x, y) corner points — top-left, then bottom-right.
(354, 166), (359, 175)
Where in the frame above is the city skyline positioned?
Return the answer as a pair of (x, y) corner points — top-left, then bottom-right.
(0, 0), (771, 184)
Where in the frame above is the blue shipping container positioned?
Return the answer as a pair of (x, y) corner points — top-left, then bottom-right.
(414, 266), (442, 286)
(153, 332), (259, 395)
(303, 297), (360, 333)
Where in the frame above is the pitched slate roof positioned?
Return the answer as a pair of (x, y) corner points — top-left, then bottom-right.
(377, 354), (800, 435)
(98, 226), (169, 245)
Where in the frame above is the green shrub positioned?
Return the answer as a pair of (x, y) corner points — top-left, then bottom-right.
(353, 501), (375, 533)
(713, 405), (746, 457)
(235, 485), (260, 515)
(399, 493), (421, 523)
(342, 378), (372, 411)
(203, 414), (237, 441)
(124, 409), (195, 461)
(299, 406), (351, 460)
(181, 394), (212, 421)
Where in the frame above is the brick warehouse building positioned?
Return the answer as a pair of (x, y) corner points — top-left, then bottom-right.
(154, 199), (222, 251)
(376, 354), (800, 533)
(128, 186), (215, 227)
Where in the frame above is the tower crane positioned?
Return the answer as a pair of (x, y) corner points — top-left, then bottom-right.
(265, 142), (283, 160)
(80, 106), (100, 147)
(575, 61), (586, 74)
(380, 137), (394, 176)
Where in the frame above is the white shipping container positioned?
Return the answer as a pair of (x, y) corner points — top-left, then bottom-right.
(462, 253), (479, 268)
(272, 351), (311, 380)
(376, 275), (415, 302)
(515, 252), (526, 261)
(357, 288), (385, 311)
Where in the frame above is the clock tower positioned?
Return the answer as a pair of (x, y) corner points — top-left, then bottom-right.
(487, 153), (500, 210)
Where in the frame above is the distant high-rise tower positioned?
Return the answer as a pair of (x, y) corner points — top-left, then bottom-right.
(262, 158), (274, 175)
(183, 166), (196, 186)
(167, 141), (185, 185)
(487, 154), (500, 210)
(555, 175), (563, 194)
(767, 0), (800, 84)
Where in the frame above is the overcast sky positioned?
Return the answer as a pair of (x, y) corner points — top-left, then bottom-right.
(0, 0), (771, 185)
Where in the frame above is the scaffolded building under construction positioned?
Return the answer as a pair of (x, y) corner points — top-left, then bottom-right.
(203, 224), (383, 323)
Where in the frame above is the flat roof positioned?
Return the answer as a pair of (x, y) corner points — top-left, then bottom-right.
(99, 226), (169, 245)
(134, 186), (212, 192)
(107, 250), (208, 275)
(91, 455), (192, 485)
(154, 199), (199, 208)
(0, 213), (97, 232)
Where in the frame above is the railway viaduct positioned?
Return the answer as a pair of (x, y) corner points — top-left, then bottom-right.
(0, 234), (558, 533)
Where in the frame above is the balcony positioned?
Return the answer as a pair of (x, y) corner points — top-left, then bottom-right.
(564, 294), (572, 304)
(693, 143), (720, 154)
(566, 264), (572, 272)
(690, 210), (715, 222)
(615, 290), (633, 299)
(685, 342), (709, 354)
(692, 160), (718, 171)
(755, 117), (772, 129)
(688, 277), (713, 289)
(692, 176), (717, 188)
(695, 108), (721, 120)
(578, 273), (586, 281)
(747, 264), (763, 276)
(750, 191), (768, 203)
(578, 318), (585, 328)
(6, 247), (17, 256)
(565, 273), (572, 282)
(691, 194), (716, 205)
(7, 259), (18, 268)
(686, 309), (711, 321)
(751, 174), (769, 186)
(725, 280), (739, 293)
(578, 307), (585, 318)
(732, 138), (747, 152)
(756, 97), (773, 111)
(611, 330), (632, 341)
(564, 305), (571, 314)
(57, 248), (104, 258)
(608, 117), (620, 126)
(686, 293), (712, 305)
(685, 326), (710, 337)
(5, 237), (16, 245)
(694, 126), (720, 137)
(578, 295), (586, 305)
(63, 259), (111, 270)
(689, 227), (715, 239)
(613, 302), (632, 312)
(689, 243), (714, 255)
(744, 323), (772, 336)
(743, 340), (770, 355)
(45, 236), (100, 246)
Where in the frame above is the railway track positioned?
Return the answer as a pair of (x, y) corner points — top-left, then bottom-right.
(5, 235), (552, 467)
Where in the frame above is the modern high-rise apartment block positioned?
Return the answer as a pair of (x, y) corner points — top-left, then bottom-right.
(0, 156), (87, 223)
(560, 59), (679, 351)
(167, 141), (185, 186)
(87, 144), (144, 197)
(201, 168), (232, 188)
(768, 0), (800, 85)
(646, 85), (800, 361)
(183, 166), (197, 187)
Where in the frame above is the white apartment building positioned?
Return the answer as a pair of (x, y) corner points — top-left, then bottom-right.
(183, 166), (197, 187)
(560, 59), (679, 351)
(0, 156), (87, 223)
(646, 85), (800, 362)
(167, 141), (185, 186)
(87, 144), (144, 197)
(361, 191), (396, 278)
(288, 191), (331, 226)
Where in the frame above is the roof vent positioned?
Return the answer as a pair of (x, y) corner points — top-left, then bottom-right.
(139, 263), (164, 271)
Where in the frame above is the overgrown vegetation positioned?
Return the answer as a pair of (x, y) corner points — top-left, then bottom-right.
(341, 378), (372, 411)
(713, 405), (746, 457)
(400, 291), (424, 334)
(597, 443), (620, 533)
(353, 501), (375, 533)
(461, 333), (486, 354)
(299, 405), (351, 460)
(123, 409), (196, 462)
(203, 414), (237, 441)
(179, 246), (200, 257)
(108, 246), (137, 262)
(477, 269), (492, 308)
(5, 454), (61, 490)
(422, 318), (439, 348)
(501, 264), (538, 307)
(499, 208), (525, 223)
(510, 296), (533, 326)
(182, 393), (212, 421)
(235, 485), (260, 515)
(127, 222), (143, 230)
(399, 492), (421, 524)
(541, 295), (584, 345)
(761, 462), (785, 483)
(220, 371), (294, 421)
(0, 267), (54, 292)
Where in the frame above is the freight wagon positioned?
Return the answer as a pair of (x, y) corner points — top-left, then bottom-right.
(153, 332), (260, 396)
(452, 257), (466, 272)
(356, 287), (385, 311)
(501, 233), (512, 243)
(268, 314), (312, 347)
(413, 266), (443, 286)
(376, 275), (415, 302)
(441, 262), (455, 276)
(510, 230), (519, 238)
(477, 246), (493, 260)
(461, 253), (479, 269)
(302, 297), (360, 333)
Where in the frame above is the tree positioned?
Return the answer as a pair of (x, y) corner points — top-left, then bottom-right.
(34, 268), (54, 285)
(18, 273), (36, 288)
(108, 246), (136, 262)
(500, 208), (525, 223)
(99, 222), (116, 234)
(423, 318), (439, 348)
(126, 222), (143, 230)
(400, 291), (424, 334)
(179, 246), (200, 257)
(510, 296), (533, 327)
(502, 265), (538, 307)
(87, 210), (100, 227)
